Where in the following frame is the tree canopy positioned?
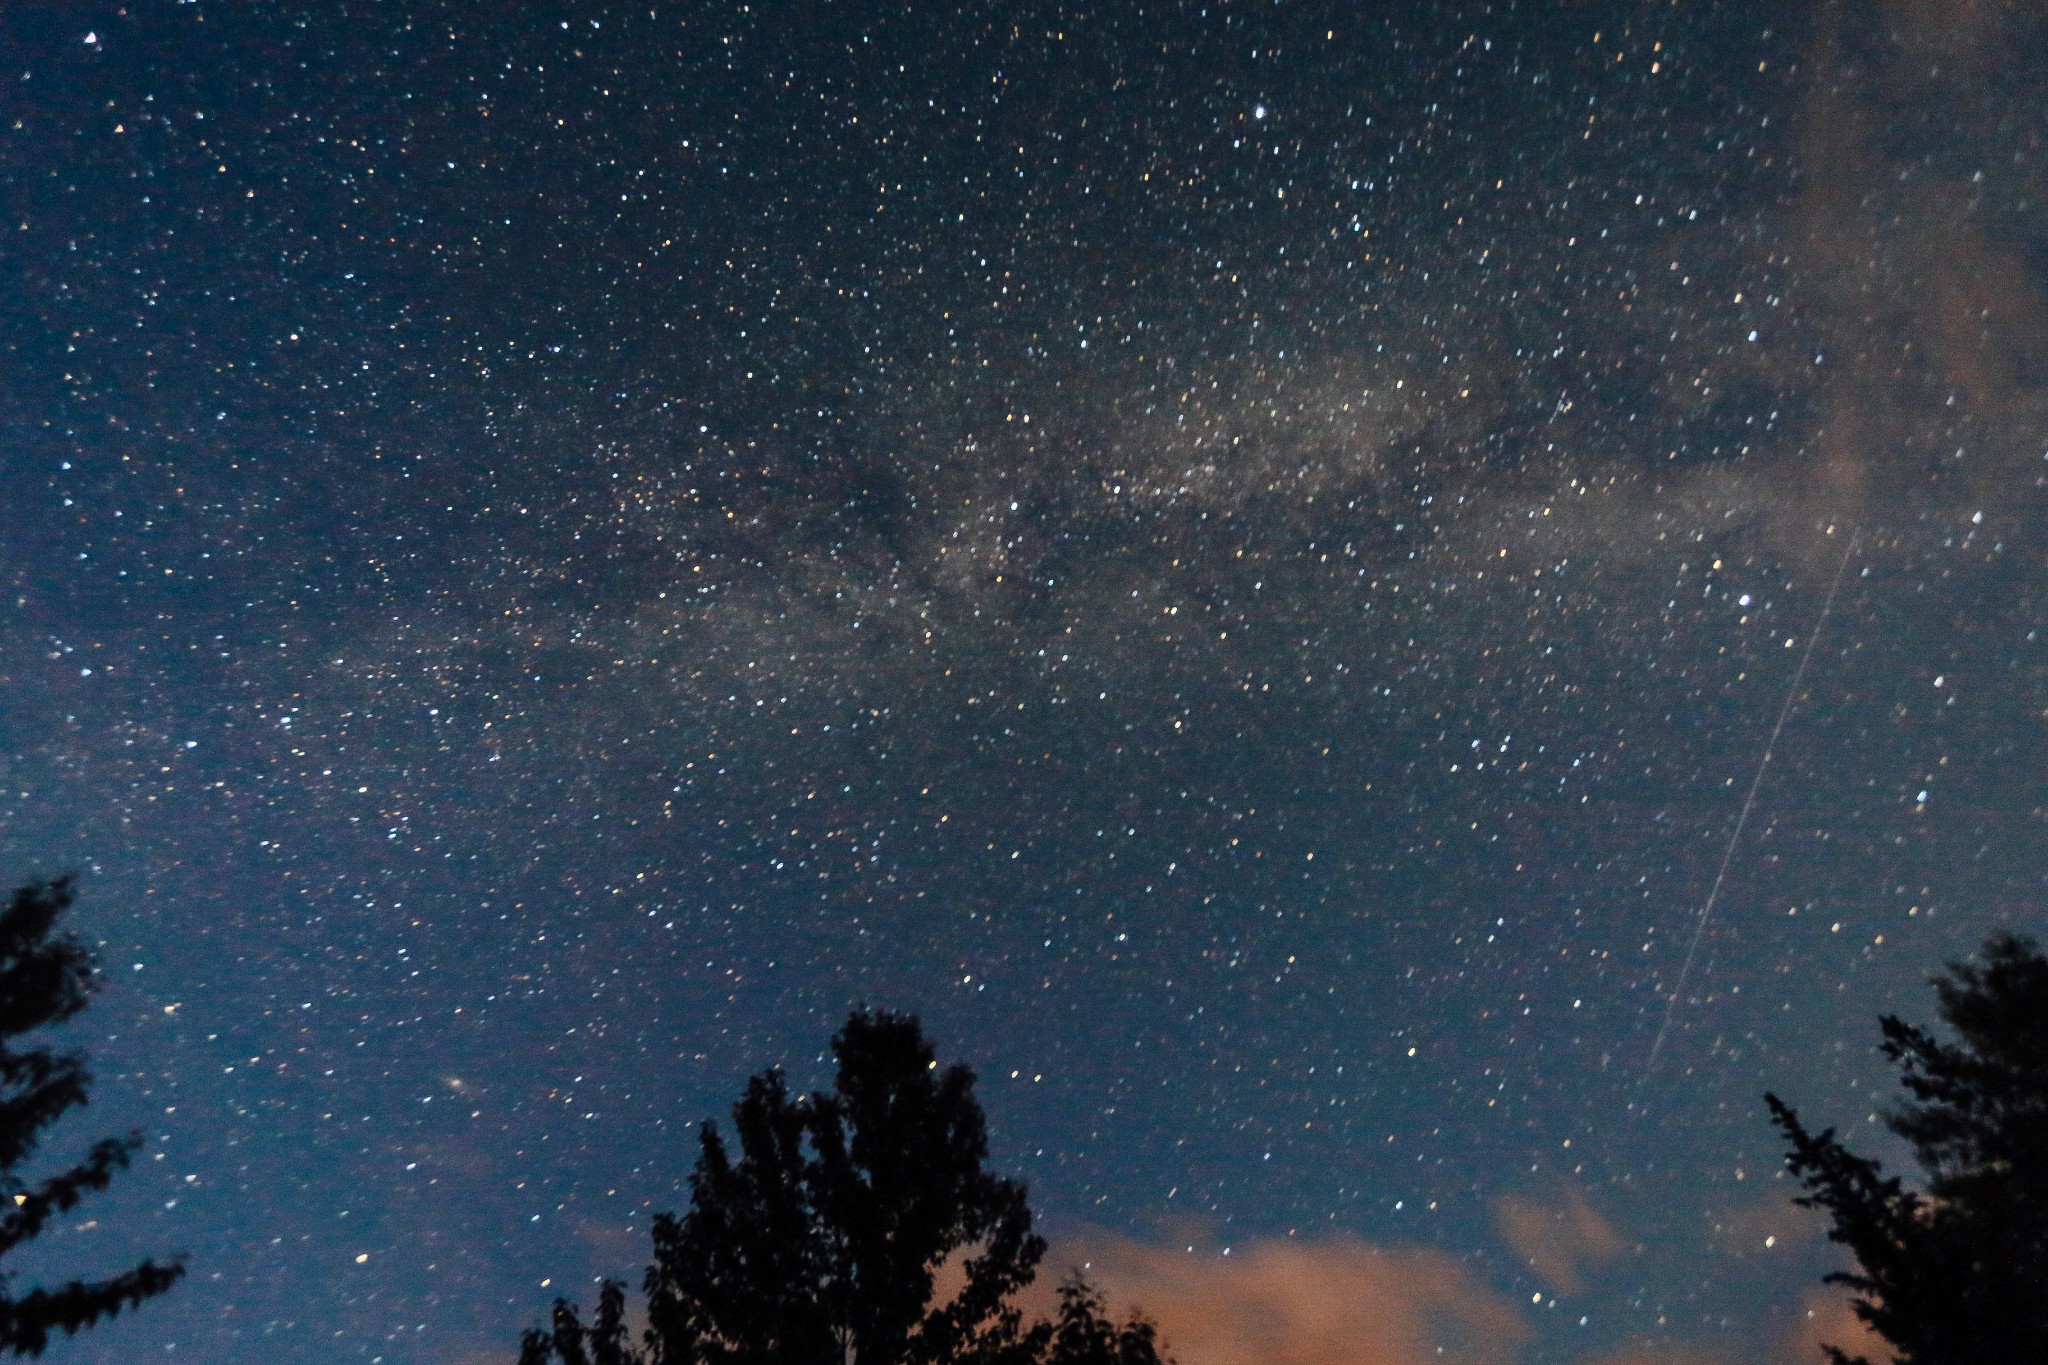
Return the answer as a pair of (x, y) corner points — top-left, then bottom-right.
(1766, 931), (2048, 1365)
(0, 879), (184, 1356)
(521, 1009), (1168, 1365)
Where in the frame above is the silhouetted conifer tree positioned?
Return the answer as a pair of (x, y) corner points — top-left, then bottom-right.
(0, 879), (184, 1356)
(1766, 931), (2048, 1365)
(520, 1009), (1170, 1365)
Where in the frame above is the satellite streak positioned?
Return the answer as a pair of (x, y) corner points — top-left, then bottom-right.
(1643, 528), (1862, 1081)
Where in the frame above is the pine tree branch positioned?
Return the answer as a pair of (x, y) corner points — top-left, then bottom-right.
(0, 1134), (140, 1258)
(0, 1258), (186, 1358)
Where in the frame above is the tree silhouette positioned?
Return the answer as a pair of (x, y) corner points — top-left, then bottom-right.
(519, 1280), (637, 1365)
(0, 879), (184, 1356)
(521, 1009), (1169, 1365)
(1766, 931), (2048, 1365)
(1043, 1277), (1165, 1365)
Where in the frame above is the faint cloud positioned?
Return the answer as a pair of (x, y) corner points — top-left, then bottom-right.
(1578, 1343), (1736, 1365)
(1878, 0), (2013, 80)
(1491, 1188), (1625, 1296)
(1789, 0), (2048, 536)
(443, 1349), (519, 1365)
(1701, 1180), (1827, 1261)
(572, 1213), (648, 1267)
(1055, 1231), (1530, 1365)
(1781, 1286), (1886, 1365)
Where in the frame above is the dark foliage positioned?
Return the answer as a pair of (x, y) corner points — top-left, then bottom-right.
(521, 1009), (1169, 1365)
(0, 880), (184, 1356)
(1766, 931), (2048, 1365)
(517, 1281), (638, 1365)
(1043, 1277), (1165, 1365)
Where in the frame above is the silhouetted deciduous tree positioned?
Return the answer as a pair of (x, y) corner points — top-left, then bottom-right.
(519, 1280), (637, 1365)
(521, 1010), (1169, 1365)
(0, 879), (184, 1356)
(1766, 931), (2048, 1365)
(1043, 1277), (1164, 1365)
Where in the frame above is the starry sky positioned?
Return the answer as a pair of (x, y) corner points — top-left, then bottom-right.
(2, 1), (2044, 1362)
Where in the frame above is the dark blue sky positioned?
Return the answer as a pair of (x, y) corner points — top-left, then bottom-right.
(2, 2), (2043, 1361)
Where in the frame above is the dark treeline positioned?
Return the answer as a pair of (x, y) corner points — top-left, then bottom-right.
(518, 1010), (1169, 1365)
(0, 876), (2041, 1364)
(522, 935), (2048, 1365)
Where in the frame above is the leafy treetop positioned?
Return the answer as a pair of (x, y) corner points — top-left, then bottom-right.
(521, 1009), (1169, 1365)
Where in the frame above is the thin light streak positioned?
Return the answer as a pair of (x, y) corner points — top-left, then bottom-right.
(1642, 528), (1862, 1081)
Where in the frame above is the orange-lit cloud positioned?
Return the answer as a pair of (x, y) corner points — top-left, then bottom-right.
(1701, 1182), (1828, 1262)
(1052, 1232), (1530, 1365)
(1788, 0), (2048, 537)
(1491, 1188), (1626, 1296)
(1580, 1343), (1737, 1365)
(1781, 1286), (1888, 1365)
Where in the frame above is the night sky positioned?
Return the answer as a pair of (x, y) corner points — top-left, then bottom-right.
(3, 1), (2044, 1362)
